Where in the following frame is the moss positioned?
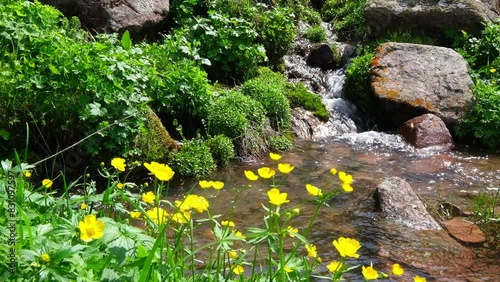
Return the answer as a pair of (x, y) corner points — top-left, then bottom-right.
(286, 83), (329, 122)
(135, 107), (178, 161)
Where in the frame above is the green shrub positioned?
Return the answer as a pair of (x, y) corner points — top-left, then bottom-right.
(321, 0), (366, 42)
(0, 1), (149, 159)
(268, 134), (293, 151)
(169, 138), (216, 178)
(344, 51), (376, 115)
(241, 75), (292, 132)
(456, 80), (500, 147)
(286, 83), (330, 121)
(206, 134), (235, 167)
(304, 25), (327, 43)
(182, 12), (267, 83)
(205, 90), (268, 139)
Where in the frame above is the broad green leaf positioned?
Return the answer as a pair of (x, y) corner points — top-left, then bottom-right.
(121, 30), (132, 50)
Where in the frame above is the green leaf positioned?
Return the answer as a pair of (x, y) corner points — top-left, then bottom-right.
(0, 129), (9, 140)
(48, 64), (60, 75)
(137, 244), (148, 258)
(121, 30), (132, 50)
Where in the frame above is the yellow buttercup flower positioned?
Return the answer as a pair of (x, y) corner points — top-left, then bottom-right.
(326, 261), (343, 273)
(199, 180), (212, 189)
(177, 194), (209, 213)
(228, 250), (238, 259)
(221, 220), (235, 227)
(24, 171), (31, 178)
(233, 265), (244, 275)
(258, 167), (276, 179)
(141, 191), (156, 205)
(78, 214), (105, 242)
(330, 168), (338, 175)
(362, 266), (378, 280)
(342, 182), (353, 192)
(286, 226), (298, 237)
(392, 263), (404, 276)
(233, 230), (246, 239)
(244, 170), (259, 181)
(111, 157), (126, 172)
(305, 244), (317, 258)
(144, 161), (175, 181)
(116, 182), (124, 189)
(278, 163), (295, 174)
(306, 184), (323, 196)
(130, 211), (141, 219)
(40, 253), (50, 263)
(284, 267), (293, 273)
(146, 207), (169, 225)
(338, 171), (353, 185)
(333, 237), (361, 258)
(269, 152), (282, 160)
(42, 179), (53, 188)
(80, 203), (87, 210)
(414, 276), (427, 282)
(490, 68), (496, 73)
(267, 188), (289, 206)
(212, 181), (224, 190)
(171, 211), (191, 224)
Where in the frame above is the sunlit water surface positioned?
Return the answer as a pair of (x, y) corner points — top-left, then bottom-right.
(164, 136), (500, 281)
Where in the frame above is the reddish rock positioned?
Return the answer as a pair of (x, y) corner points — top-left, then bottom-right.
(398, 113), (454, 149)
(441, 217), (486, 244)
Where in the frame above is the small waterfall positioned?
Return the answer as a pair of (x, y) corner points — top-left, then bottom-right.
(284, 21), (374, 140)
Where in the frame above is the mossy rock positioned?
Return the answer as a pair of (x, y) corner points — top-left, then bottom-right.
(135, 107), (179, 161)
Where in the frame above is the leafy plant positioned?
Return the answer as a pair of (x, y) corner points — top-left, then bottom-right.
(321, 0), (367, 42)
(304, 25), (327, 43)
(286, 83), (330, 122)
(205, 90), (268, 139)
(169, 138), (216, 178)
(206, 134), (235, 167)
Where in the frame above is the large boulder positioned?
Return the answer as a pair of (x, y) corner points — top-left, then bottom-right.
(41, 0), (169, 36)
(371, 42), (474, 128)
(375, 177), (442, 230)
(307, 44), (340, 70)
(365, 0), (499, 38)
(398, 113), (453, 149)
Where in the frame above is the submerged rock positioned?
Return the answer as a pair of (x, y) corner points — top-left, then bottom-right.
(441, 217), (486, 244)
(371, 42), (474, 128)
(398, 113), (454, 149)
(375, 177), (442, 230)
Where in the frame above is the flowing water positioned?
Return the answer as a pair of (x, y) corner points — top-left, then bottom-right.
(170, 23), (499, 280)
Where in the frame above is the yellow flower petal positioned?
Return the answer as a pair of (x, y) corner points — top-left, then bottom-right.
(233, 265), (244, 275)
(42, 179), (53, 188)
(40, 253), (50, 263)
(78, 215), (105, 242)
(199, 180), (212, 189)
(392, 263), (404, 276)
(130, 211), (141, 219)
(116, 182), (124, 189)
(327, 261), (343, 273)
(306, 184), (323, 196)
(342, 182), (353, 192)
(244, 170), (259, 181)
(305, 244), (317, 258)
(111, 157), (126, 172)
(221, 220), (235, 227)
(141, 191), (156, 205)
(362, 266), (378, 280)
(332, 237), (361, 258)
(144, 162), (175, 181)
(212, 181), (224, 190)
(80, 203), (87, 210)
(267, 188), (289, 206)
(258, 167), (276, 179)
(269, 152), (282, 160)
(286, 226), (298, 237)
(146, 207), (169, 225)
(338, 171), (353, 185)
(414, 276), (427, 282)
(278, 163), (295, 174)
(24, 171), (31, 178)
(330, 168), (338, 175)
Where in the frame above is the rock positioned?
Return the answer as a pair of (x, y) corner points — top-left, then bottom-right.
(291, 107), (323, 139)
(364, 0), (499, 38)
(41, 0), (169, 36)
(375, 177), (442, 230)
(307, 44), (339, 70)
(371, 42), (474, 128)
(398, 113), (453, 149)
(441, 217), (486, 244)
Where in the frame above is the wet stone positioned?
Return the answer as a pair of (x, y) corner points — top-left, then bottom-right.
(441, 217), (486, 244)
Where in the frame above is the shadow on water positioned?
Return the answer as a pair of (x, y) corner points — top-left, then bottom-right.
(167, 137), (499, 281)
